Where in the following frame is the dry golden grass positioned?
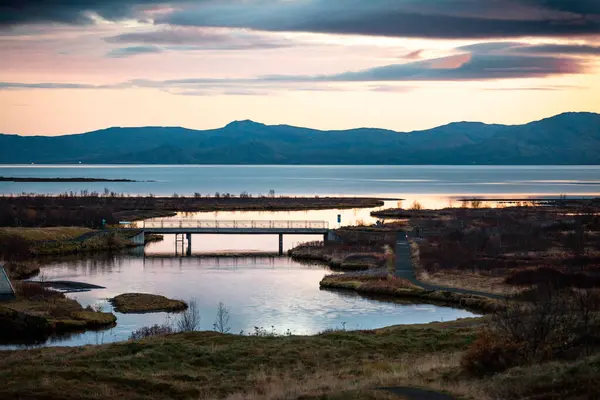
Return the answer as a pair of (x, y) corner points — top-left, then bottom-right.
(217, 352), (489, 400)
(0, 227), (93, 241)
(417, 270), (524, 296)
(410, 242), (522, 296)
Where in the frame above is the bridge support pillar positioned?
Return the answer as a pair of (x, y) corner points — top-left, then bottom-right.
(279, 233), (284, 256)
(186, 233), (192, 256)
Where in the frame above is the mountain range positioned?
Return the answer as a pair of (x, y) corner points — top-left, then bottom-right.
(1, 112), (599, 165)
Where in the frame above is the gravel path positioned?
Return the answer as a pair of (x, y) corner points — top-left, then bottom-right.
(380, 386), (456, 399)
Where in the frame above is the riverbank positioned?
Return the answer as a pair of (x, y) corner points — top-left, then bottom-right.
(0, 227), (140, 261)
(0, 318), (481, 399)
(0, 195), (385, 227)
(0, 281), (116, 344)
(288, 243), (387, 270)
(319, 271), (500, 313)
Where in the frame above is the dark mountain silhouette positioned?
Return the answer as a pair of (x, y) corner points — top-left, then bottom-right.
(1, 112), (599, 165)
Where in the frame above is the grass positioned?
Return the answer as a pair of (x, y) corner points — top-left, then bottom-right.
(0, 320), (482, 400)
(0, 227), (93, 241)
(485, 352), (600, 400)
(1, 282), (116, 341)
(110, 293), (188, 314)
(410, 242), (525, 296)
(0, 227), (136, 258)
(289, 243), (387, 271)
(3, 261), (40, 279)
(320, 273), (500, 314)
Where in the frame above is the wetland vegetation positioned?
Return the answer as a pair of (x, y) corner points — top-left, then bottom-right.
(1, 196), (600, 399)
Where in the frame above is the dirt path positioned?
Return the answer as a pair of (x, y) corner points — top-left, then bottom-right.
(380, 386), (456, 400)
(394, 232), (502, 300)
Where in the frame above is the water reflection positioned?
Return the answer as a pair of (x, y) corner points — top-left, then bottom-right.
(19, 250), (476, 347)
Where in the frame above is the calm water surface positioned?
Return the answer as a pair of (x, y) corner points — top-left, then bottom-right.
(3, 206), (478, 348)
(3, 165), (598, 347)
(32, 251), (476, 347)
(1, 165), (599, 208)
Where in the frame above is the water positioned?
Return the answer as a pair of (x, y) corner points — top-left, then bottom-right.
(28, 250), (476, 347)
(2, 164), (598, 347)
(1, 165), (599, 209)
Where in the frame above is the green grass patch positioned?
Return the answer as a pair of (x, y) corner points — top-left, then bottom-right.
(110, 293), (187, 314)
(0, 320), (478, 400)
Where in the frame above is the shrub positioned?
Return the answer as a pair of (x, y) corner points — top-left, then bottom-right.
(461, 331), (526, 376)
(129, 324), (174, 340)
(463, 285), (600, 376)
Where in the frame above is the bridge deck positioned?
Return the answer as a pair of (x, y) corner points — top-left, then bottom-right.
(141, 220), (329, 235)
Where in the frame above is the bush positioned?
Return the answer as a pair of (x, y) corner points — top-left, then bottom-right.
(463, 285), (600, 376)
(129, 324), (174, 340)
(461, 331), (526, 376)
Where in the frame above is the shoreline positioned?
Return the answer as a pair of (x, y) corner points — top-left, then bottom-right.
(0, 196), (386, 226)
(319, 276), (500, 314)
(0, 177), (141, 182)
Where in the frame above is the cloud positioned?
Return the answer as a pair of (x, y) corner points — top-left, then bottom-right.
(0, 0), (201, 26)
(105, 45), (162, 58)
(516, 44), (600, 55)
(458, 41), (600, 56)
(0, 82), (116, 89)
(158, 0), (600, 39)
(105, 28), (299, 50)
(403, 50), (424, 60)
(0, 39), (590, 93)
(261, 53), (583, 82)
(528, 0), (600, 15)
(484, 85), (588, 91)
(3, 0), (600, 39)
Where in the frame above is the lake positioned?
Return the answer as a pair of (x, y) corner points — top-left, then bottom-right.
(1, 165), (599, 209)
(30, 249), (476, 347)
(2, 165), (599, 347)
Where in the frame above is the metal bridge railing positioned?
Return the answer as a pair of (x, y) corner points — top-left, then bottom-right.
(142, 220), (329, 229)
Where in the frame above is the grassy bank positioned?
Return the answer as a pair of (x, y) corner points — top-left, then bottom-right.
(3, 316), (595, 400)
(0, 282), (116, 344)
(0, 319), (482, 399)
(288, 243), (388, 270)
(110, 293), (187, 314)
(320, 272), (500, 313)
(0, 227), (138, 262)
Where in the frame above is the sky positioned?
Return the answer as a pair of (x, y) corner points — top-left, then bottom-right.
(1, 0), (600, 135)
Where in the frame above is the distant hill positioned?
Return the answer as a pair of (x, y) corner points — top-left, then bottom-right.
(1, 112), (599, 165)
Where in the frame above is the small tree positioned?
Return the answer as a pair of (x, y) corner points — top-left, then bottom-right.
(471, 200), (482, 209)
(213, 301), (231, 334)
(410, 200), (423, 211)
(269, 189), (276, 198)
(177, 299), (201, 332)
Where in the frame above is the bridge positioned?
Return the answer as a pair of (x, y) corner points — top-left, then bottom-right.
(136, 220), (331, 256)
